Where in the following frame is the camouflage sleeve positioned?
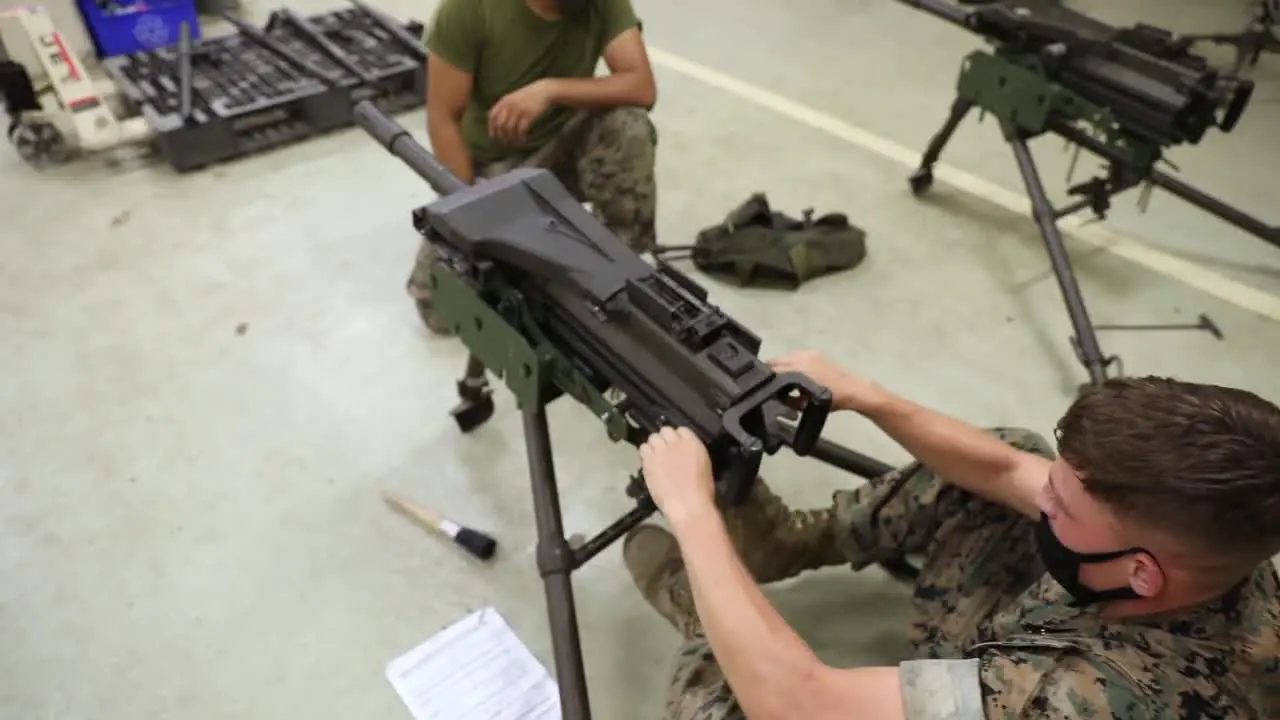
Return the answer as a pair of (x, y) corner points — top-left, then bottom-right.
(979, 649), (1155, 719)
(898, 658), (985, 719)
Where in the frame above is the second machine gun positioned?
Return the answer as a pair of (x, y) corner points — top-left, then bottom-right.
(353, 101), (915, 719)
(895, 0), (1278, 389)
(1179, 0), (1279, 74)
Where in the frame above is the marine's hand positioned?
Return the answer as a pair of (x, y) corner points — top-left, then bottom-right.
(768, 349), (889, 414)
(488, 80), (553, 144)
(639, 427), (716, 527)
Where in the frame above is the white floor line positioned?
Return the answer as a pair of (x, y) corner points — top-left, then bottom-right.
(647, 47), (1280, 323)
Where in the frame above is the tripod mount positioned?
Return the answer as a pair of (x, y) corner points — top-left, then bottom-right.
(896, 0), (1278, 388)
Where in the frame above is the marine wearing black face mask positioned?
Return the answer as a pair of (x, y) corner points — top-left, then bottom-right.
(1033, 512), (1151, 606)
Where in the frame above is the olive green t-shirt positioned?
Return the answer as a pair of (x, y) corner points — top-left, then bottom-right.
(424, 0), (641, 164)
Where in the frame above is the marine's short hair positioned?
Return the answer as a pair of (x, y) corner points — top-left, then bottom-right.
(1056, 376), (1280, 572)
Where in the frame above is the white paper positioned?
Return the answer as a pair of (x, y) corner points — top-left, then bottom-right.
(385, 606), (562, 720)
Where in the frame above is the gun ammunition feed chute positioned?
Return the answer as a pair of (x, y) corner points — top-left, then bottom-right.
(353, 101), (917, 719)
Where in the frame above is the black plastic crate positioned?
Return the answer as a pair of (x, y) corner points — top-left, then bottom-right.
(263, 5), (426, 117)
(103, 4), (425, 172)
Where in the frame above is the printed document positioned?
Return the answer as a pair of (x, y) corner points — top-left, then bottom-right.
(385, 606), (561, 720)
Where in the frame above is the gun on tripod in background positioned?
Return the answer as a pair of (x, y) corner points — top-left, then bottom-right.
(1178, 0), (1279, 74)
(893, 0), (1278, 390)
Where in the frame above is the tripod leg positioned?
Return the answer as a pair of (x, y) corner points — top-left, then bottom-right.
(909, 97), (974, 196)
(1008, 134), (1115, 389)
(523, 404), (591, 720)
(451, 354), (495, 432)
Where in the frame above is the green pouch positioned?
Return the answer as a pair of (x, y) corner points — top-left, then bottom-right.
(683, 193), (868, 289)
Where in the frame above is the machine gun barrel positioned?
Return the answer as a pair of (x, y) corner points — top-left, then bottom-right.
(353, 101), (467, 196)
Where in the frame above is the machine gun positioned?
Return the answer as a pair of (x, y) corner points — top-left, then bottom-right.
(352, 100), (912, 719)
(894, 0), (1278, 389)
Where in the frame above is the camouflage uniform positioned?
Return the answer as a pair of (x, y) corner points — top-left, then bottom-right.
(624, 428), (1280, 719)
(406, 107), (658, 333)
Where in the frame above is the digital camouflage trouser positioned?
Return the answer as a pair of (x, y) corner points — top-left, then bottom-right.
(406, 106), (659, 333)
(653, 428), (1055, 720)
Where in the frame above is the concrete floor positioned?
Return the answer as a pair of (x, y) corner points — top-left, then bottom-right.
(2, 0), (1278, 717)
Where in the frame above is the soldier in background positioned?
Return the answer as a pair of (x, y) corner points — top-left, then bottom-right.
(629, 355), (1280, 719)
(408, 0), (658, 334)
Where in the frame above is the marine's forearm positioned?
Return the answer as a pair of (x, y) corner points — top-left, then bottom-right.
(426, 114), (476, 185)
(669, 501), (826, 720)
(543, 72), (655, 110)
(858, 390), (1044, 517)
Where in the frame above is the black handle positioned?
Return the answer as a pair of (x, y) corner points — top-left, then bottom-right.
(1218, 78), (1254, 133)
(721, 371), (832, 457)
(789, 378), (832, 455)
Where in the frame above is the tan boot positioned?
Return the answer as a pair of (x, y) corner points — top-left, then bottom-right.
(622, 524), (700, 639)
(721, 477), (845, 584)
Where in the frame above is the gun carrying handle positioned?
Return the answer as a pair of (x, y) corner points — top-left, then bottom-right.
(719, 372), (833, 457)
(1219, 80), (1253, 133)
(790, 383), (832, 455)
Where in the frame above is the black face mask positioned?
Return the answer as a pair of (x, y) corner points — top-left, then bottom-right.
(1034, 513), (1148, 607)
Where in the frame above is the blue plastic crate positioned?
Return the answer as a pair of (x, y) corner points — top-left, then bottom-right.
(78, 0), (201, 58)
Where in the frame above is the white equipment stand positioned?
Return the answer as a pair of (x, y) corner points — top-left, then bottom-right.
(0, 4), (152, 165)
